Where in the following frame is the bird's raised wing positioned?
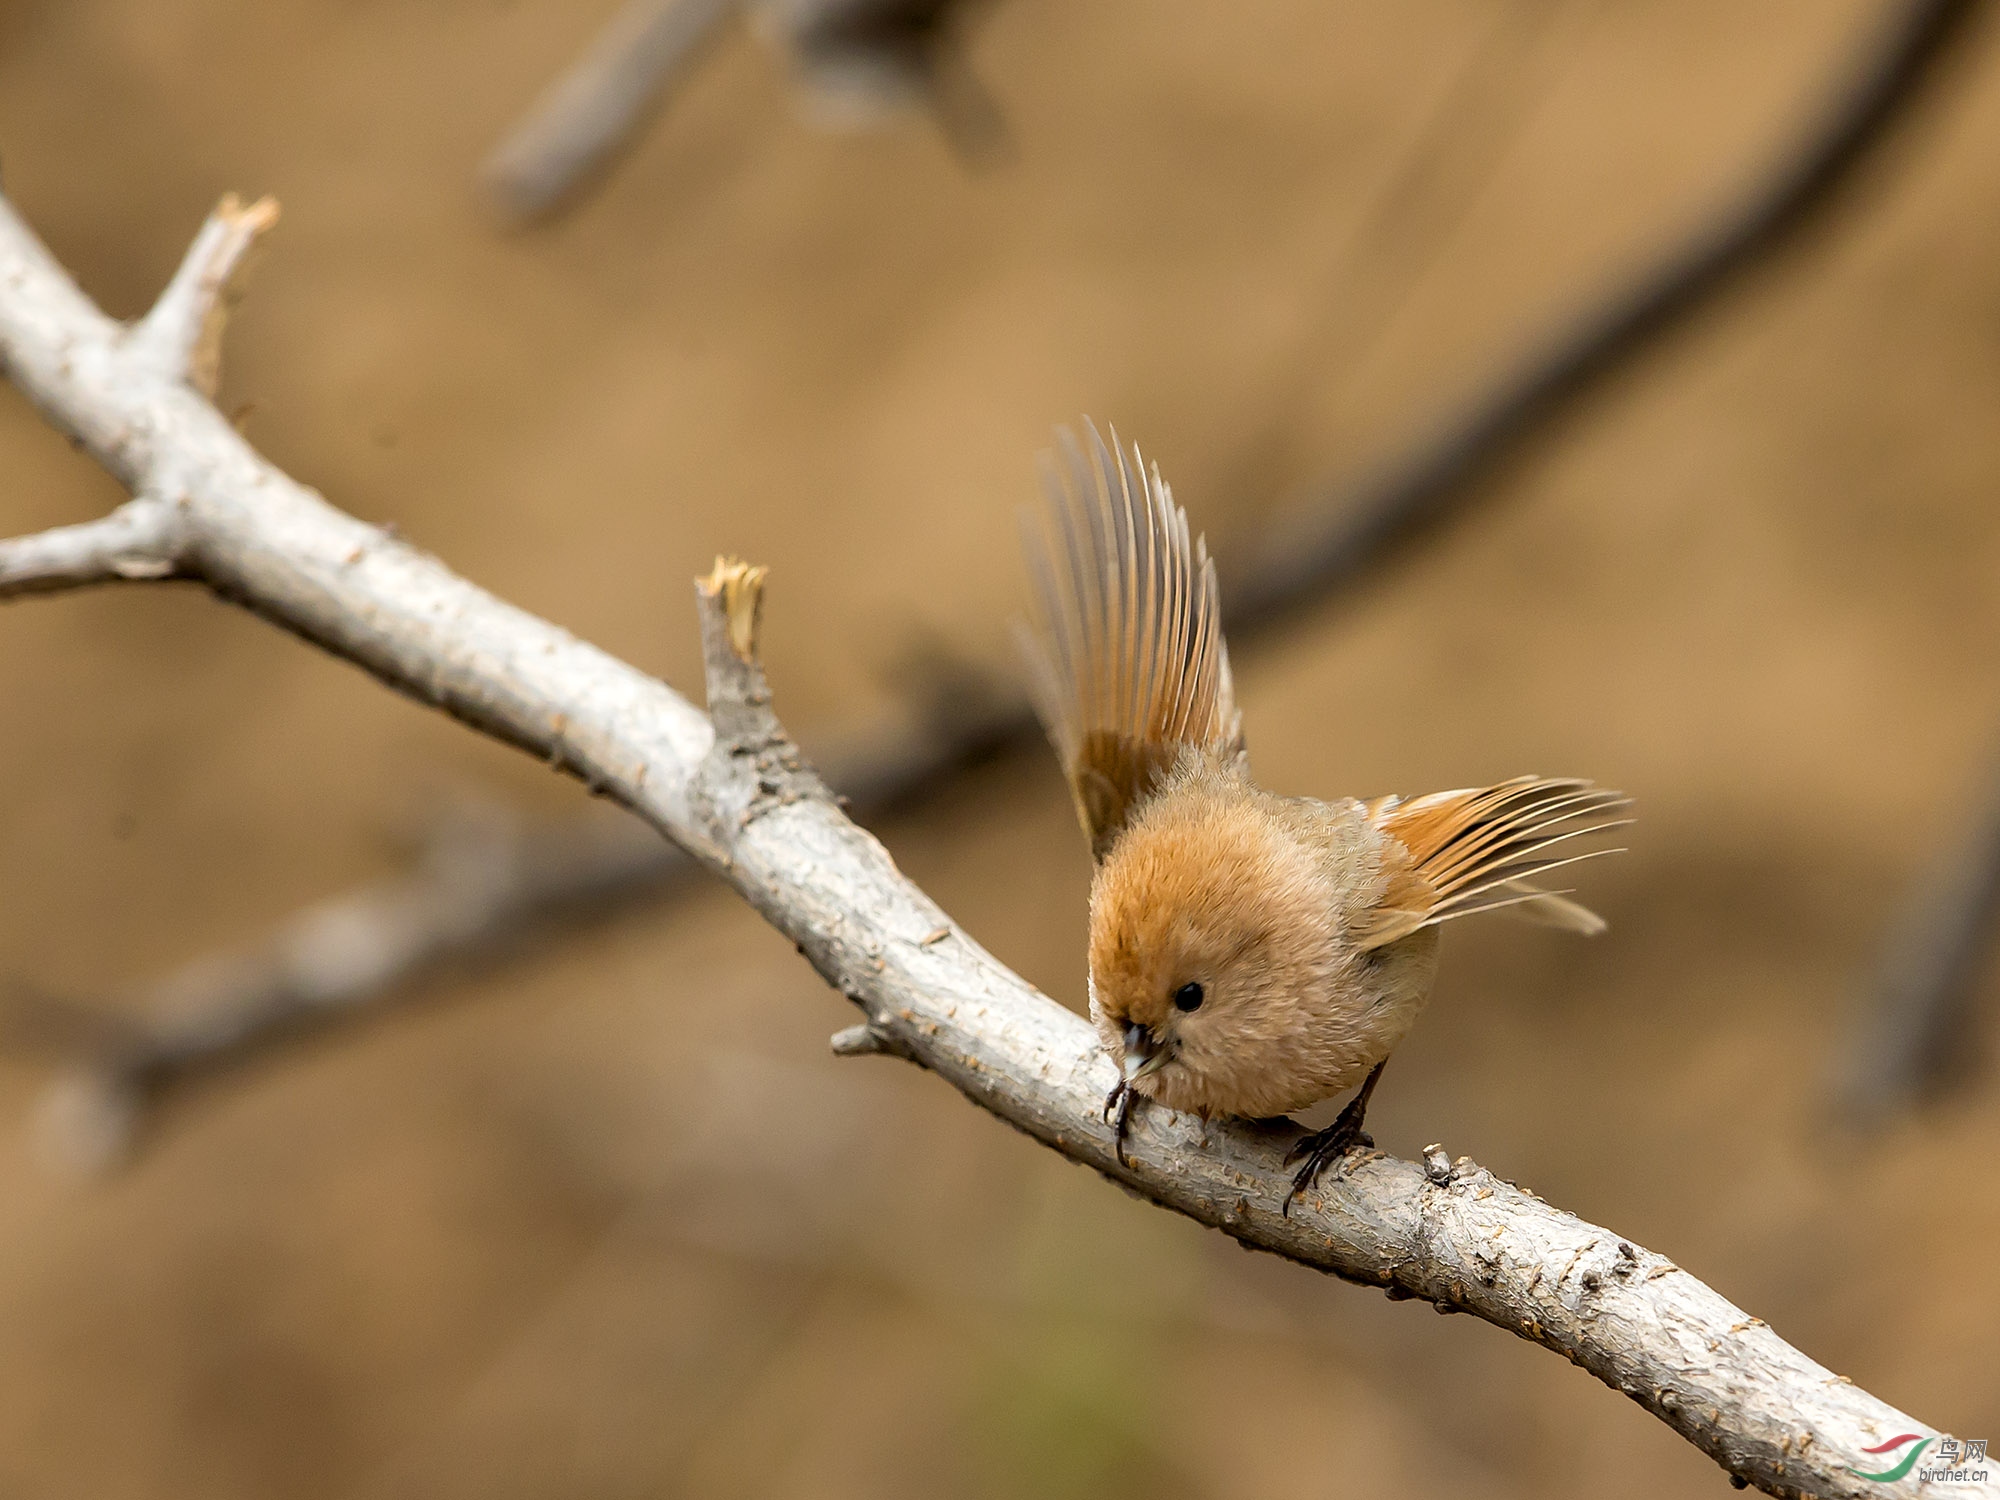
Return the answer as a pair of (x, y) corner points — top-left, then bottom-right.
(1017, 421), (1246, 861)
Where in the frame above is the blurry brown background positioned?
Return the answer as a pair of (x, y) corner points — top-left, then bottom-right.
(3, 1), (1999, 1496)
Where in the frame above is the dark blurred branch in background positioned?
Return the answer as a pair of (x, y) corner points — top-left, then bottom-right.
(482, 0), (741, 223)
(1836, 748), (2000, 1123)
(14, 802), (674, 1174)
(482, 0), (1000, 224)
(761, 0), (1008, 162)
(10, 0), (1983, 1169)
(0, 194), (1981, 1499)
(4, 664), (1024, 1173)
(1232, 0), (1985, 622)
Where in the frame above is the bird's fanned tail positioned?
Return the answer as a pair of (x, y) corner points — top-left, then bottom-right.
(1353, 777), (1629, 950)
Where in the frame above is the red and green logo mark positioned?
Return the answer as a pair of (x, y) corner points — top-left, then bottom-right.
(1849, 1433), (1929, 1482)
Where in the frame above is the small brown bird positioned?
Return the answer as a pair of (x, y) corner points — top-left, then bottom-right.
(1019, 423), (1626, 1207)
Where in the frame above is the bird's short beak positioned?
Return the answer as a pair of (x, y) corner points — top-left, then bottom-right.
(1121, 1021), (1168, 1082)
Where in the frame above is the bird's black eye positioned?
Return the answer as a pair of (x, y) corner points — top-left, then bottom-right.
(1173, 982), (1204, 1012)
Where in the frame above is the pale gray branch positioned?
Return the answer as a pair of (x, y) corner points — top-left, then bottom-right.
(0, 190), (1985, 1500)
(126, 192), (279, 397)
(827, 1021), (897, 1056)
(0, 498), (185, 599)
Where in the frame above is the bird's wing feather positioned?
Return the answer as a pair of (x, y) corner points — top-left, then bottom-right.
(1017, 420), (1245, 861)
(1350, 777), (1627, 950)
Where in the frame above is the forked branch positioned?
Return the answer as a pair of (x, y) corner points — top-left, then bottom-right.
(0, 192), (1985, 1500)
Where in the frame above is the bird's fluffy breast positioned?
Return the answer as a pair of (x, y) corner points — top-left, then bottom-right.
(1087, 772), (1438, 1118)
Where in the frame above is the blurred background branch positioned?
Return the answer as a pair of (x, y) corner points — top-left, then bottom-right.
(1233, 0), (1985, 620)
(481, 0), (1001, 224)
(481, 0), (743, 223)
(0, 191), (1978, 1500)
(19, 0), (1986, 1171)
(1836, 743), (2000, 1122)
(11, 799), (673, 1174)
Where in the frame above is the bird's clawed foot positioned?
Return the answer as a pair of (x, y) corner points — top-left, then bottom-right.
(1282, 1113), (1373, 1214)
(1104, 1076), (1136, 1167)
(1281, 1061), (1386, 1216)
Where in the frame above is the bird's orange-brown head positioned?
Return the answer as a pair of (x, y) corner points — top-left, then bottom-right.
(1086, 775), (1359, 1120)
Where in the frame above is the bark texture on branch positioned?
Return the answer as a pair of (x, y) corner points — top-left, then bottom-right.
(0, 191), (1986, 1500)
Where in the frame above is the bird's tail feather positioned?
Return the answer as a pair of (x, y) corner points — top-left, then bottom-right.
(1352, 777), (1627, 950)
